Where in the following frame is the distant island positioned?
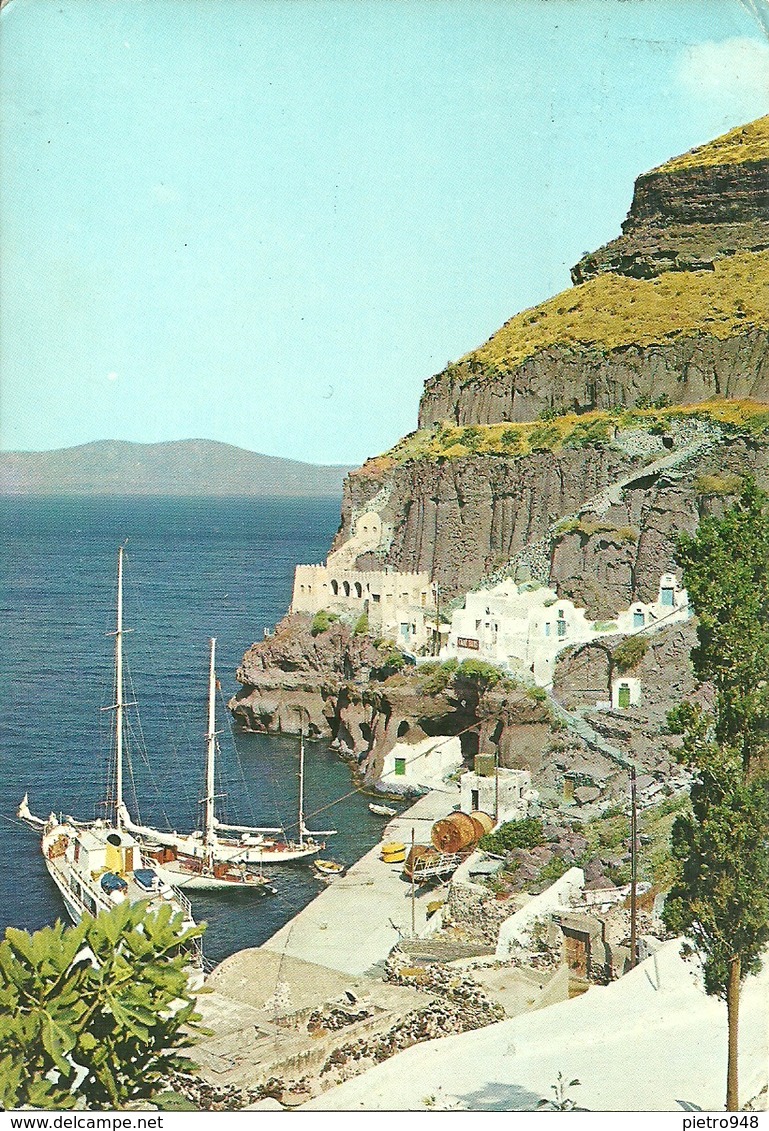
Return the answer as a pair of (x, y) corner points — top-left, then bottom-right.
(0, 439), (354, 497)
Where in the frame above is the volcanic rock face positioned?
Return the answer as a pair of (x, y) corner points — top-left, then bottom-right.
(332, 116), (769, 610)
(572, 121), (769, 283)
(233, 116), (769, 776)
(417, 329), (769, 428)
(336, 446), (638, 598)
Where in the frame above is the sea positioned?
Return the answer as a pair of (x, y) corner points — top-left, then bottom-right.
(0, 496), (389, 966)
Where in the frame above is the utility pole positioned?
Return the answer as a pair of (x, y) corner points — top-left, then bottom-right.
(434, 584), (441, 656)
(494, 745), (500, 824)
(410, 827), (416, 936)
(630, 764), (638, 969)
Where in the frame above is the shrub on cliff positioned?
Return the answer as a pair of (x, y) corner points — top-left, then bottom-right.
(612, 635), (649, 671)
(454, 658), (504, 689)
(310, 609), (340, 636)
(353, 613), (369, 635)
(479, 817), (545, 855)
(371, 639), (407, 680)
(417, 658), (459, 694)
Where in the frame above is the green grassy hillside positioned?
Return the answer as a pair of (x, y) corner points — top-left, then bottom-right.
(654, 114), (769, 173)
(461, 250), (769, 377)
(365, 399), (769, 471)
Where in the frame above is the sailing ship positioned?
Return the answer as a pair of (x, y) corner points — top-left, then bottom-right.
(117, 636), (335, 872)
(120, 637), (285, 890)
(18, 547), (202, 964)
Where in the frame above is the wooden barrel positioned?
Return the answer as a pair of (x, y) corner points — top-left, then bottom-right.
(470, 810), (495, 836)
(430, 811), (479, 854)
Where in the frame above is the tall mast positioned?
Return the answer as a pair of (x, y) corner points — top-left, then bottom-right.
(114, 545), (124, 829)
(298, 728), (305, 847)
(204, 637), (217, 848)
(630, 764), (638, 968)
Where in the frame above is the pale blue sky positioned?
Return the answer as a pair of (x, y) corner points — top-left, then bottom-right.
(1, 0), (767, 464)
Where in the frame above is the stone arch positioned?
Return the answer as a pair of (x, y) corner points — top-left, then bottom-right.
(343, 580), (351, 597)
(354, 582), (363, 598)
(331, 579), (339, 596)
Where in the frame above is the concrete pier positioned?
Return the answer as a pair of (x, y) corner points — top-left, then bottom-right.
(261, 785), (460, 975)
(191, 785), (463, 1094)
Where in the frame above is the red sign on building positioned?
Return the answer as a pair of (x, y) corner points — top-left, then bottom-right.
(456, 636), (480, 650)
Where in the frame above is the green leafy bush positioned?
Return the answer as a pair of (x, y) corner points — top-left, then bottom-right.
(460, 426), (483, 451)
(417, 658), (459, 694)
(613, 635), (649, 671)
(310, 609), (340, 636)
(499, 428), (521, 451)
(535, 856), (570, 888)
(455, 658), (504, 689)
(0, 902), (204, 1110)
(371, 642), (406, 680)
(353, 612), (369, 635)
(480, 817), (545, 854)
(564, 418), (611, 447)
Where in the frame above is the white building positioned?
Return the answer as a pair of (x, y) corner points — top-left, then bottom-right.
(614, 573), (689, 634)
(459, 766), (532, 823)
(291, 562), (435, 652)
(440, 574), (689, 686)
(379, 735), (462, 791)
(289, 508), (436, 652)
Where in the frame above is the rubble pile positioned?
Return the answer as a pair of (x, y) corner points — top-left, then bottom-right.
(306, 1004), (371, 1034)
(316, 953), (505, 1088)
(166, 1071), (254, 1111)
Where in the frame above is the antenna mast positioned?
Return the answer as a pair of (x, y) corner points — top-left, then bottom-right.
(298, 727), (305, 847)
(204, 638), (217, 849)
(114, 545), (125, 829)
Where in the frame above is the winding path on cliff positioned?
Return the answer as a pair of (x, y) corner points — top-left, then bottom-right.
(485, 427), (717, 590)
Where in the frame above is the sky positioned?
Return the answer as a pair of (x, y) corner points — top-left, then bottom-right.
(1, 0), (767, 465)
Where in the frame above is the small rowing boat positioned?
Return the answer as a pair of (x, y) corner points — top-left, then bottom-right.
(314, 858), (345, 878)
(369, 802), (397, 817)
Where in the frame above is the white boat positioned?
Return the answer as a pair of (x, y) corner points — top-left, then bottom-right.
(313, 858), (345, 879)
(121, 638), (280, 890)
(18, 547), (202, 966)
(368, 802), (397, 817)
(119, 635), (335, 874)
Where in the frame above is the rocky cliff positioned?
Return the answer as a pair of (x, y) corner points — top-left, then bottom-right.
(572, 116), (769, 283)
(335, 115), (769, 608)
(233, 116), (769, 779)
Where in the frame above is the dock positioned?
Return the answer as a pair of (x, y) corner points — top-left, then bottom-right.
(190, 786), (463, 1094)
(261, 784), (460, 975)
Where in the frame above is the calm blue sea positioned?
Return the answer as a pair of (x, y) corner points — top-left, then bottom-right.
(0, 496), (387, 964)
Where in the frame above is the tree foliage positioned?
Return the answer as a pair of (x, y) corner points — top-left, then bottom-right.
(0, 902), (204, 1110)
(454, 658), (504, 690)
(663, 703), (769, 998)
(664, 483), (769, 1108)
(676, 478), (769, 770)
